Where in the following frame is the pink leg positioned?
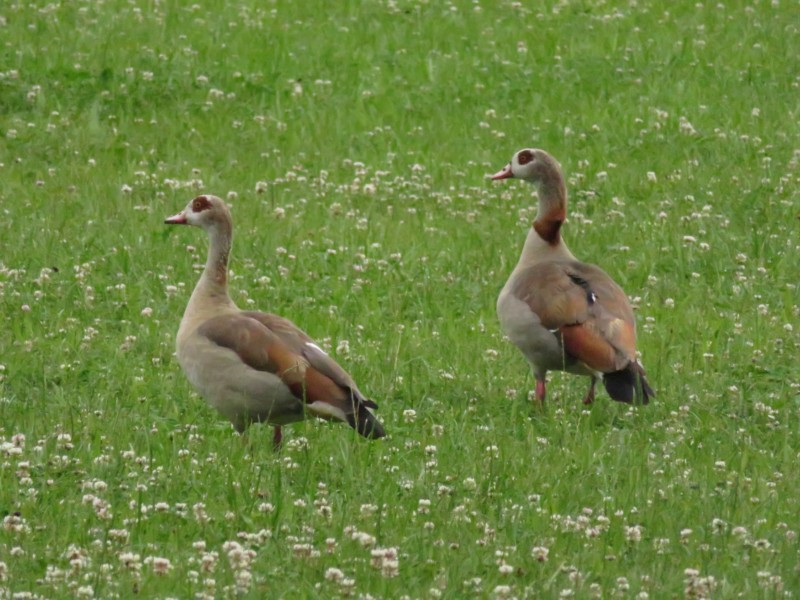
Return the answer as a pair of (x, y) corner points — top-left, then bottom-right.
(582, 377), (597, 405)
(272, 426), (283, 451)
(535, 378), (547, 404)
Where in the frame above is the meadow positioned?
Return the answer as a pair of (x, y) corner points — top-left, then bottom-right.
(1, 0), (799, 597)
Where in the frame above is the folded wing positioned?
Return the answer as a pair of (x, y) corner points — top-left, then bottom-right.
(197, 312), (385, 438)
(510, 261), (638, 374)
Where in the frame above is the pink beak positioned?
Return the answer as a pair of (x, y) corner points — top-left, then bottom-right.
(164, 212), (188, 224)
(491, 164), (514, 180)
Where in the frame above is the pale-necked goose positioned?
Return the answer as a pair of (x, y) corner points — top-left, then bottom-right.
(165, 195), (385, 446)
(492, 149), (653, 405)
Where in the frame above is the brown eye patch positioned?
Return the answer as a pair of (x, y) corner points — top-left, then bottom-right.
(517, 150), (534, 165)
(192, 195), (212, 212)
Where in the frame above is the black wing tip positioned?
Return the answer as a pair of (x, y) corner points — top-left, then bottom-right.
(603, 363), (654, 405)
(346, 406), (386, 439)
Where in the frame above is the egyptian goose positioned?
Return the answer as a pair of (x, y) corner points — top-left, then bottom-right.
(165, 194), (385, 446)
(492, 149), (653, 405)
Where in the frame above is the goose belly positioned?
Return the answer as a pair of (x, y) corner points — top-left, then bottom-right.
(176, 336), (304, 428)
(497, 290), (581, 376)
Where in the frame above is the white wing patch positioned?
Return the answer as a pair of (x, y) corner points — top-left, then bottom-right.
(307, 401), (347, 422)
(305, 342), (328, 356)
(606, 318), (625, 336)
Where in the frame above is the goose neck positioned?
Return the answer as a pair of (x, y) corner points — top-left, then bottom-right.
(532, 177), (567, 246)
(190, 220), (235, 309)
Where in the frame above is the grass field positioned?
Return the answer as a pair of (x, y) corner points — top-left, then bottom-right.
(2, 0), (799, 597)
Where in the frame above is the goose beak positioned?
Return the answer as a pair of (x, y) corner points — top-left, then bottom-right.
(491, 164), (514, 180)
(165, 212), (188, 225)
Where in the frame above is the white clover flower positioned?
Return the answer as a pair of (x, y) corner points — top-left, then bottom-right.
(351, 531), (375, 547)
(624, 525), (643, 543)
(531, 546), (549, 562)
(754, 539), (771, 551)
(498, 563), (514, 575)
(370, 547), (399, 578)
(149, 556), (172, 575)
(119, 552), (142, 573)
(492, 584), (514, 598)
(711, 518), (727, 534)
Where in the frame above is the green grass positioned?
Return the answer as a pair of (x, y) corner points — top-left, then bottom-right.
(1, 0), (799, 597)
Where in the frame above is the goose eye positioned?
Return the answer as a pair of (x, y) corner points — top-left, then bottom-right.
(192, 196), (212, 212)
(517, 150), (534, 165)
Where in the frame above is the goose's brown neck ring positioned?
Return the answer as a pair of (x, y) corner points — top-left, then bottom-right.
(532, 177), (567, 246)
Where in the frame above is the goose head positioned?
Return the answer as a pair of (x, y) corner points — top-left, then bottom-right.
(165, 195), (232, 232)
(491, 148), (562, 183)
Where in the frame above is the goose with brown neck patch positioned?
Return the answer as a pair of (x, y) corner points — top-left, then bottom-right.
(492, 149), (653, 406)
(165, 195), (386, 447)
